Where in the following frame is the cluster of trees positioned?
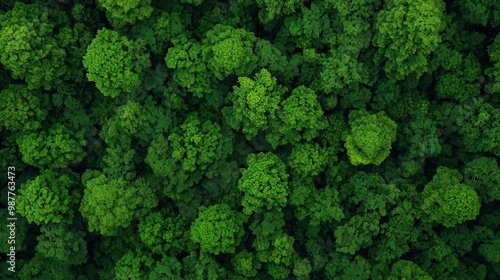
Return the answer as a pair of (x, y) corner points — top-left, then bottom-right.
(0, 0), (499, 279)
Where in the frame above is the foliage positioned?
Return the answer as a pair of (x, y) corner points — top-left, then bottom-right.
(288, 143), (330, 178)
(464, 157), (500, 203)
(232, 250), (262, 278)
(202, 24), (258, 80)
(343, 110), (397, 166)
(190, 203), (247, 255)
(334, 213), (381, 254)
(224, 68), (286, 140)
(486, 34), (500, 94)
(83, 28), (150, 98)
(148, 256), (183, 279)
(165, 36), (216, 98)
(387, 260), (432, 280)
(373, 0), (446, 80)
(0, 84), (49, 131)
(2, 1), (499, 278)
(325, 253), (371, 280)
(16, 123), (87, 169)
(79, 172), (157, 236)
(0, 2), (68, 90)
(138, 210), (186, 255)
(17, 170), (80, 225)
(254, 0), (305, 24)
(97, 0), (153, 28)
(421, 167), (481, 228)
(36, 223), (87, 266)
(17, 255), (75, 280)
(238, 152), (290, 215)
(267, 85), (328, 148)
(457, 0), (500, 27)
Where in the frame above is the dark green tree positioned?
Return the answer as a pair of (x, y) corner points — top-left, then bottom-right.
(267, 85), (328, 148)
(97, 0), (153, 28)
(202, 24), (258, 80)
(0, 2), (68, 90)
(464, 157), (500, 203)
(373, 0), (446, 80)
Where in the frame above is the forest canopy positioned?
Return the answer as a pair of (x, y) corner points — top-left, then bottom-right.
(0, 0), (499, 279)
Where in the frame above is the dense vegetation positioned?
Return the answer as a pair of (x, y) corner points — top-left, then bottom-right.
(1, 0), (499, 279)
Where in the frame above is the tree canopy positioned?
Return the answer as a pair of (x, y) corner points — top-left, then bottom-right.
(2, 0), (499, 279)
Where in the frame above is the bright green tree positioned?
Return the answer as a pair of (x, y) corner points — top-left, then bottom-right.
(238, 152), (290, 215)
(202, 24), (258, 80)
(79, 172), (158, 236)
(83, 28), (150, 98)
(373, 0), (446, 80)
(36, 223), (87, 266)
(421, 167), (481, 228)
(16, 123), (87, 169)
(97, 0), (153, 28)
(17, 170), (80, 225)
(190, 203), (247, 255)
(344, 110), (397, 166)
(267, 85), (328, 148)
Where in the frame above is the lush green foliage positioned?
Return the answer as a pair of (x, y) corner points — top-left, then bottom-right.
(0, 2), (68, 90)
(373, 0), (446, 80)
(190, 203), (247, 255)
(2, 1), (499, 279)
(17, 170), (80, 225)
(83, 28), (150, 98)
(344, 110), (397, 166)
(0, 84), (49, 131)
